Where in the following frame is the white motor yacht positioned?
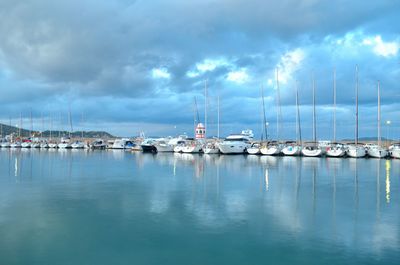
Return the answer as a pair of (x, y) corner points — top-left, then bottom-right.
(71, 141), (86, 149)
(301, 142), (324, 157)
(155, 140), (174, 152)
(281, 141), (301, 156)
(112, 138), (134, 150)
(367, 144), (388, 159)
(347, 143), (366, 158)
(326, 143), (346, 157)
(218, 131), (252, 154)
(90, 139), (107, 150)
(247, 143), (261, 155)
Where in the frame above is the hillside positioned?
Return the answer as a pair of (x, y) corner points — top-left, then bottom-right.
(0, 123), (114, 139)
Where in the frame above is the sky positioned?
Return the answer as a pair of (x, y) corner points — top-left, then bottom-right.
(0, 0), (399, 140)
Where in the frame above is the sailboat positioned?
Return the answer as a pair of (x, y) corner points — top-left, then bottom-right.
(282, 80), (302, 156)
(248, 86), (266, 155)
(182, 96), (204, 153)
(58, 110), (73, 149)
(327, 68), (346, 157)
(368, 81), (388, 158)
(203, 81), (220, 154)
(302, 73), (324, 157)
(347, 65), (367, 158)
(260, 68), (283, 155)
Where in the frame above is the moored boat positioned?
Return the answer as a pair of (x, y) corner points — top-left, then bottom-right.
(326, 143), (346, 157)
(218, 130), (253, 154)
(247, 143), (261, 155)
(281, 141), (301, 156)
(301, 142), (324, 157)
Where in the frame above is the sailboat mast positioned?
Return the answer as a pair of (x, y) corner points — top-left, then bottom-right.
(68, 107), (73, 139)
(312, 73), (316, 142)
(204, 79), (207, 140)
(276, 68), (282, 141)
(333, 68), (337, 142)
(355, 65), (359, 145)
(81, 112), (84, 139)
(295, 80), (302, 145)
(217, 95), (220, 139)
(261, 85), (267, 142)
(30, 108), (33, 137)
(50, 114), (52, 141)
(19, 113), (22, 138)
(378, 80), (381, 146)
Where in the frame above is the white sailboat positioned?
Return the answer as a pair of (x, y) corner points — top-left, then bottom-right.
(389, 143), (400, 159)
(368, 81), (388, 159)
(282, 80), (302, 156)
(202, 80), (220, 154)
(327, 68), (346, 157)
(302, 74), (324, 157)
(261, 69), (282, 156)
(347, 65), (367, 158)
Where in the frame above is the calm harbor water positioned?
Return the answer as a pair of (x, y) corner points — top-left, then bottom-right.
(0, 149), (399, 265)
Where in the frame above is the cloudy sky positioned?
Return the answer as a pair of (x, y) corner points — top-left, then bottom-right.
(0, 0), (399, 139)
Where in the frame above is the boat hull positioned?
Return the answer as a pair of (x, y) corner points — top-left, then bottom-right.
(326, 148), (346, 157)
(347, 146), (366, 158)
(204, 148), (219, 154)
(301, 148), (323, 157)
(246, 147), (260, 155)
(156, 144), (174, 152)
(218, 144), (248, 154)
(260, 146), (281, 156)
(182, 145), (202, 153)
(141, 145), (157, 153)
(390, 149), (400, 159)
(281, 146), (301, 156)
(368, 148), (388, 159)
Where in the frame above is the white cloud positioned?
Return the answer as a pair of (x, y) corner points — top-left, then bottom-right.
(186, 58), (230, 78)
(226, 68), (249, 84)
(276, 48), (305, 84)
(362, 35), (399, 57)
(151, 68), (171, 79)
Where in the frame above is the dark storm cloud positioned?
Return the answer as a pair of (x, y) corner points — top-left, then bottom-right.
(0, 0), (399, 137)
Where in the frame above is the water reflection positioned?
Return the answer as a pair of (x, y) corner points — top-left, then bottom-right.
(0, 150), (399, 264)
